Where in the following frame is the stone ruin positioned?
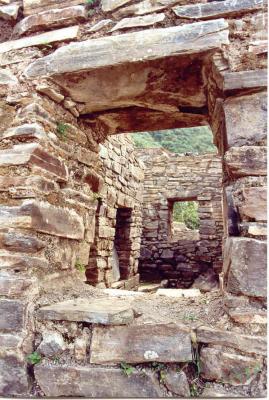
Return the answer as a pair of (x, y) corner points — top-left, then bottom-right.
(0, 0), (267, 398)
(137, 148), (223, 287)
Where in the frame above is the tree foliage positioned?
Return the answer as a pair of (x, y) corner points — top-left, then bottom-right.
(131, 126), (216, 154)
(173, 201), (199, 230)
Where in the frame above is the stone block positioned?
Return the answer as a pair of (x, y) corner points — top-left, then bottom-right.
(0, 355), (29, 396)
(0, 299), (25, 332)
(173, 0), (264, 20)
(15, 6), (87, 36)
(113, 0), (184, 17)
(37, 298), (134, 325)
(0, 26), (79, 53)
(110, 13), (165, 32)
(223, 69), (267, 92)
(37, 331), (66, 357)
(23, 0), (85, 15)
(223, 91), (267, 148)
(239, 187), (267, 221)
(1, 123), (46, 140)
(90, 323), (192, 364)
(0, 231), (45, 253)
(0, 201), (84, 240)
(0, 273), (37, 297)
(0, 250), (49, 271)
(196, 326), (266, 356)
(101, 0), (130, 12)
(163, 370), (190, 397)
(24, 19), (229, 78)
(0, 4), (20, 20)
(35, 364), (162, 397)
(200, 347), (263, 385)
(223, 237), (266, 298)
(0, 143), (68, 182)
(224, 146), (266, 177)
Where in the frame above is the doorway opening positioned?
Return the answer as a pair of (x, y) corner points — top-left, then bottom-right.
(113, 207), (133, 280)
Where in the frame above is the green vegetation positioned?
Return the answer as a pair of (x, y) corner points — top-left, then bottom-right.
(26, 352), (42, 365)
(173, 201), (199, 230)
(131, 126), (216, 154)
(120, 362), (135, 377)
(86, 0), (99, 15)
(75, 259), (86, 273)
(56, 122), (69, 140)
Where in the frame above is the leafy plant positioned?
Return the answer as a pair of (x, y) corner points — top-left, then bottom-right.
(27, 352), (42, 365)
(75, 259), (86, 273)
(190, 382), (199, 397)
(56, 122), (68, 140)
(183, 312), (197, 322)
(120, 362), (135, 377)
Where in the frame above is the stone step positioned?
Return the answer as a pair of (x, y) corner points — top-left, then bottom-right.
(90, 323), (192, 364)
(35, 364), (163, 397)
(37, 298), (134, 325)
(138, 282), (161, 293)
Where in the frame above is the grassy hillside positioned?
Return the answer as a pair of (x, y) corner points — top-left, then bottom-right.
(131, 126), (216, 154)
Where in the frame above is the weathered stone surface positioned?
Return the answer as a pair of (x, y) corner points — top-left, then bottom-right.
(37, 298), (134, 325)
(1, 123), (46, 140)
(247, 223), (267, 237)
(15, 6), (87, 36)
(196, 326), (267, 356)
(111, 13), (165, 32)
(0, 355), (29, 396)
(0, 250), (49, 271)
(23, 0), (85, 16)
(163, 370), (190, 397)
(0, 175), (57, 197)
(224, 146), (267, 177)
(223, 237), (266, 298)
(173, 0), (264, 20)
(192, 269), (219, 292)
(24, 19), (229, 78)
(223, 91), (267, 147)
(156, 288), (201, 297)
(36, 85), (64, 103)
(0, 4), (20, 20)
(223, 69), (267, 91)
(239, 187), (267, 221)
(103, 288), (144, 297)
(35, 364), (162, 397)
(0, 299), (25, 332)
(37, 331), (66, 357)
(0, 143), (68, 181)
(0, 201), (84, 240)
(87, 18), (113, 32)
(102, 0), (131, 12)
(113, 0), (181, 17)
(200, 347), (263, 385)
(0, 273), (37, 297)
(227, 307), (267, 324)
(90, 323), (192, 364)
(0, 26), (79, 54)
(201, 386), (241, 398)
(0, 68), (18, 92)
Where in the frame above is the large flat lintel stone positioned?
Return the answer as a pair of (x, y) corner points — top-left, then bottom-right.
(90, 323), (192, 364)
(24, 19), (229, 78)
(35, 363), (162, 397)
(37, 298), (134, 325)
(173, 0), (265, 20)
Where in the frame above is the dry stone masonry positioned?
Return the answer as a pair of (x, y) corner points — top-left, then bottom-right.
(137, 148), (223, 287)
(0, 0), (267, 398)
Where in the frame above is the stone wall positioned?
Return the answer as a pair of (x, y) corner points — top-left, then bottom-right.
(137, 148), (223, 287)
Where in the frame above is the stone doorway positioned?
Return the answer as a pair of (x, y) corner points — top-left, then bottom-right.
(113, 207), (133, 281)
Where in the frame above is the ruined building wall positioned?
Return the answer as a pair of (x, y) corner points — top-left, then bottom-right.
(137, 148), (223, 287)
